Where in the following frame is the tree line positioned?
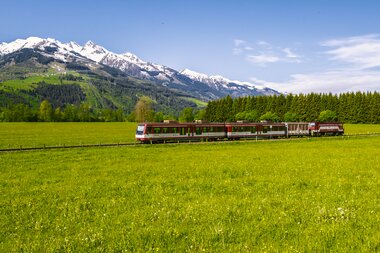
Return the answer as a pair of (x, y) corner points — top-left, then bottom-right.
(0, 100), (125, 122)
(1, 92), (379, 123)
(0, 97), (203, 123)
(204, 92), (380, 123)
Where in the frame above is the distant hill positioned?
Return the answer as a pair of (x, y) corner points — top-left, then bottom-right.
(0, 37), (280, 114)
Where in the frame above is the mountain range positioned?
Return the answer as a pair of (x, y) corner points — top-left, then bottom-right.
(0, 37), (279, 113)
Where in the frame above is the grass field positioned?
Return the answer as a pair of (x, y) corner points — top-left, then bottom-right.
(0, 136), (379, 251)
(0, 122), (380, 149)
(0, 122), (137, 149)
(343, 124), (380, 135)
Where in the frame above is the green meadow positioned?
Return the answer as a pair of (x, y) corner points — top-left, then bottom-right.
(0, 136), (379, 252)
(0, 122), (137, 149)
(1, 122), (380, 149)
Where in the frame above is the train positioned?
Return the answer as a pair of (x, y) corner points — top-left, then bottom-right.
(135, 121), (344, 143)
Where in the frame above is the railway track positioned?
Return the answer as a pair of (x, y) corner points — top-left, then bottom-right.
(1, 132), (379, 153)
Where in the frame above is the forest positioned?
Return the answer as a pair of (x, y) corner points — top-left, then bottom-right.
(1, 91), (379, 123)
(204, 92), (380, 124)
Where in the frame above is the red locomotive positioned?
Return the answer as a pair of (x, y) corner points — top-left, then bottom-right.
(308, 122), (344, 136)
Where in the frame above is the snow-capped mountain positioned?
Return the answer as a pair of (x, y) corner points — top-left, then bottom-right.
(0, 37), (88, 62)
(179, 68), (278, 95)
(0, 37), (280, 99)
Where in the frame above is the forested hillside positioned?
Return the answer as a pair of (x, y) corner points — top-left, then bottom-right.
(205, 92), (380, 123)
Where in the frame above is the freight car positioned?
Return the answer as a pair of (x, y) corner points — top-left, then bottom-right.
(135, 121), (344, 143)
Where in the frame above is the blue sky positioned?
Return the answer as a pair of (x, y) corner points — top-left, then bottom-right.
(1, 0), (380, 93)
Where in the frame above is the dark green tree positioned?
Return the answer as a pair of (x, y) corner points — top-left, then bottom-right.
(235, 111), (247, 121)
(260, 111), (280, 122)
(62, 104), (79, 122)
(154, 111), (164, 122)
(78, 103), (91, 122)
(194, 109), (206, 120)
(319, 110), (338, 122)
(179, 107), (194, 122)
(245, 110), (260, 122)
(284, 112), (299, 122)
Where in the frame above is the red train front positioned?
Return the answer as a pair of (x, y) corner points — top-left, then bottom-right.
(308, 122), (344, 136)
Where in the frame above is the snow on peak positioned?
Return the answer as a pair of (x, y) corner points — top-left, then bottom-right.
(180, 68), (268, 91)
(122, 52), (145, 64)
(80, 41), (109, 62)
(181, 69), (230, 84)
(84, 40), (95, 47)
(67, 41), (82, 52)
(0, 36), (44, 55)
(180, 68), (209, 80)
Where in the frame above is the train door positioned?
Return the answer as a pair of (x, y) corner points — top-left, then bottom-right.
(189, 126), (194, 137)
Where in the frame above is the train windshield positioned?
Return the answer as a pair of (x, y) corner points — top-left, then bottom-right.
(136, 125), (145, 135)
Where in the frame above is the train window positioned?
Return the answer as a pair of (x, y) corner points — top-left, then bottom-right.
(203, 127), (208, 133)
(172, 128), (178, 134)
(263, 126), (269, 133)
(180, 128), (186, 135)
(196, 127), (202, 135)
(136, 125), (145, 135)
(154, 127), (161, 134)
(251, 126), (256, 133)
(164, 128), (173, 134)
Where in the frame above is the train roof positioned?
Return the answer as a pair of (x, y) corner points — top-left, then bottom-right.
(139, 122), (226, 127)
(225, 122), (286, 126)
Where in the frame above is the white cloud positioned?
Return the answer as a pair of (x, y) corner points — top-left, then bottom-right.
(234, 39), (247, 47)
(282, 48), (300, 59)
(321, 34), (379, 47)
(241, 35), (380, 93)
(322, 34), (380, 69)
(257, 41), (272, 48)
(284, 70), (380, 93)
(249, 77), (282, 90)
(233, 39), (250, 55)
(233, 39), (302, 66)
(250, 69), (380, 94)
(247, 54), (280, 64)
(251, 34), (380, 93)
(280, 34), (380, 93)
